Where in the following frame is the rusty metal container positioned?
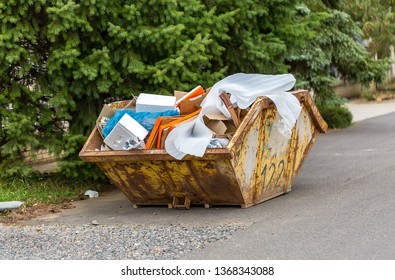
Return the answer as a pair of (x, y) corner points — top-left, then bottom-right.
(79, 90), (327, 209)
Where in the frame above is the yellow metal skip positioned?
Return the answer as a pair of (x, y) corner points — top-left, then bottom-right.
(80, 91), (327, 209)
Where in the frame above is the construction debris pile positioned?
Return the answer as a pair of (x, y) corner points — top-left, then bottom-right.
(95, 73), (302, 160)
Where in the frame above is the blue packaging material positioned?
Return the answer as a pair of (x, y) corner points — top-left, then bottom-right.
(102, 109), (179, 138)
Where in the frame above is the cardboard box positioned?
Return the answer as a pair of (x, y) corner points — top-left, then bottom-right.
(104, 114), (148, 150)
(203, 114), (231, 136)
(136, 93), (176, 113)
(174, 90), (207, 115)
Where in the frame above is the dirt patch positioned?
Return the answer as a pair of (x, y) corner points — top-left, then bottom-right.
(0, 202), (75, 224)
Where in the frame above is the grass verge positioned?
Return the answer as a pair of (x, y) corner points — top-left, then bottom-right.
(0, 174), (99, 205)
(0, 174), (111, 223)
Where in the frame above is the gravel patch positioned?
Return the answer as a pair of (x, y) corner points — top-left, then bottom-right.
(0, 223), (244, 260)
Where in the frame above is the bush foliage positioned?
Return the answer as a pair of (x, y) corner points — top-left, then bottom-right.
(317, 104), (353, 128)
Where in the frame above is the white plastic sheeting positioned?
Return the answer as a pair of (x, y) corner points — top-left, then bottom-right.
(165, 73), (301, 159)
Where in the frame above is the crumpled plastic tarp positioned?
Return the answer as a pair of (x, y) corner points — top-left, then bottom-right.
(165, 73), (301, 160)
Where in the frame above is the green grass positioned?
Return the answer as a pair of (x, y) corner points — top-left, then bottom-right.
(0, 174), (102, 206)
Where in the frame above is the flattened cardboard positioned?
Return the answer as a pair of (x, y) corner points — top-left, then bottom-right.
(203, 114), (229, 135)
(225, 122), (237, 133)
(96, 105), (116, 139)
(175, 85), (205, 107)
(159, 127), (172, 149)
(214, 121), (237, 138)
(204, 113), (229, 121)
(97, 104), (115, 122)
(202, 113), (237, 137)
(174, 90), (187, 100)
(174, 90), (207, 115)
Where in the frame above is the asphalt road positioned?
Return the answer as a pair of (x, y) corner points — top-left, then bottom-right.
(185, 112), (395, 259)
(25, 112), (395, 259)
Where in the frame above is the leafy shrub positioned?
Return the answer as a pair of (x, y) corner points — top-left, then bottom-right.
(318, 104), (353, 128)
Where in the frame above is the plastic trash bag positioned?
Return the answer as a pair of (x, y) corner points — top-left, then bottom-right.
(102, 109), (179, 138)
